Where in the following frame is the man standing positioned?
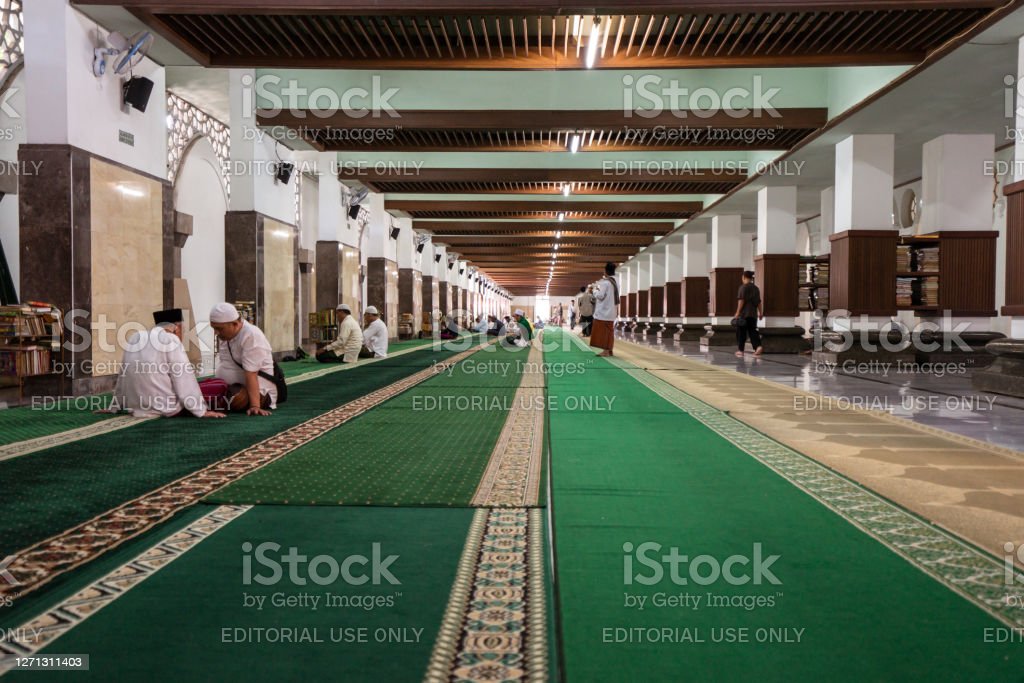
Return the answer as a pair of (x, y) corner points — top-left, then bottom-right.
(733, 270), (764, 357)
(361, 305), (389, 359)
(209, 302), (277, 416)
(316, 304), (363, 363)
(112, 308), (226, 418)
(590, 263), (619, 357)
(576, 285), (596, 337)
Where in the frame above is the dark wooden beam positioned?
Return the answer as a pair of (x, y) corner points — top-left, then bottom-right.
(72, 1), (1005, 14)
(264, 108), (828, 131)
(419, 221), (673, 234)
(387, 199), (702, 215)
(342, 166), (744, 187)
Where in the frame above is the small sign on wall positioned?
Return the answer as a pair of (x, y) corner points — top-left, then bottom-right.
(118, 130), (135, 147)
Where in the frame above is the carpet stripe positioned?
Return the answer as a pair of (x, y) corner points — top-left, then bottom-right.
(0, 342), (493, 603)
(425, 508), (548, 683)
(606, 354), (1024, 630)
(0, 416), (154, 463)
(0, 505), (247, 673)
(471, 342), (546, 507)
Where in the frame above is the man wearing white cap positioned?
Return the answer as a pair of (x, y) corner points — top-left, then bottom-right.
(209, 302), (277, 415)
(360, 306), (389, 359)
(316, 303), (363, 363)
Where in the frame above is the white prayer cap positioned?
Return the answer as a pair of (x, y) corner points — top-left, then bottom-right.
(337, 304), (351, 313)
(365, 306), (379, 315)
(515, 309), (524, 316)
(209, 302), (240, 323)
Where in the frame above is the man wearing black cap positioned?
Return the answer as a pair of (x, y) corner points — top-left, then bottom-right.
(111, 308), (226, 418)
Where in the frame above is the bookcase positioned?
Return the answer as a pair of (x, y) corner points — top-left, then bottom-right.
(0, 303), (65, 398)
(895, 232), (997, 316)
(798, 256), (830, 313)
(308, 308), (339, 344)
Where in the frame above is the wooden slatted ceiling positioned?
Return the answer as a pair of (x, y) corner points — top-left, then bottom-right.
(100, 4), (1000, 68)
(388, 200), (701, 219)
(343, 167), (745, 195)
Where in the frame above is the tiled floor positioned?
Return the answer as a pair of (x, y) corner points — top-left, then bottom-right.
(620, 331), (1024, 453)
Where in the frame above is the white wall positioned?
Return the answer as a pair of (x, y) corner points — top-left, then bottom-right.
(0, 69), (26, 293)
(24, 2), (167, 179)
(174, 137), (227, 367)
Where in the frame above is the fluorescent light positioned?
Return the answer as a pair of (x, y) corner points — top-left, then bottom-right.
(554, 243), (559, 250)
(562, 183), (571, 197)
(556, 231), (561, 239)
(558, 212), (565, 222)
(569, 134), (581, 154)
(116, 183), (145, 198)
(585, 18), (601, 69)
(272, 229), (291, 239)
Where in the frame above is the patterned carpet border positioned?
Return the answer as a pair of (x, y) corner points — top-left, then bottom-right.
(0, 505), (248, 674)
(425, 508), (548, 683)
(0, 416), (154, 463)
(606, 354), (1024, 630)
(471, 342), (546, 507)
(0, 342), (493, 603)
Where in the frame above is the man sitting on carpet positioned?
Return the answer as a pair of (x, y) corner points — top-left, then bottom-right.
(316, 303), (363, 363)
(208, 302), (277, 416)
(360, 306), (389, 359)
(111, 308), (226, 419)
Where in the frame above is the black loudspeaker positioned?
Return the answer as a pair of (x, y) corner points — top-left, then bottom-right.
(390, 226), (400, 240)
(275, 162), (294, 184)
(122, 76), (154, 112)
(434, 254), (442, 263)
(416, 243), (425, 253)
(459, 268), (465, 275)
(348, 204), (362, 220)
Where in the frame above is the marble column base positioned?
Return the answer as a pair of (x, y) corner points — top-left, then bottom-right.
(811, 329), (916, 364)
(643, 322), (665, 336)
(972, 339), (1024, 397)
(758, 326), (810, 354)
(675, 323), (708, 341)
(914, 331), (1005, 368)
(700, 324), (738, 349)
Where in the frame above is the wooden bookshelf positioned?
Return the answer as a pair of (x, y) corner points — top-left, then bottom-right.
(798, 255), (830, 313)
(309, 308), (339, 345)
(895, 232), (997, 315)
(0, 303), (65, 399)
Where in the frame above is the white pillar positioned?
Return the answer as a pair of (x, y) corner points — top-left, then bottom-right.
(834, 134), (896, 232)
(711, 215), (742, 268)
(317, 153), (343, 243)
(920, 133), (996, 332)
(819, 187), (834, 255)
(682, 233), (708, 325)
(756, 186), (797, 256)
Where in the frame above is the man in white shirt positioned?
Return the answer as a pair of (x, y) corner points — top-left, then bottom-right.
(209, 302), (277, 416)
(360, 305), (389, 359)
(317, 303), (363, 363)
(112, 308), (225, 419)
(590, 262), (620, 357)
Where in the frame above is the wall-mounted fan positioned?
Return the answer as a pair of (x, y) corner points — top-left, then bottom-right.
(93, 30), (153, 78)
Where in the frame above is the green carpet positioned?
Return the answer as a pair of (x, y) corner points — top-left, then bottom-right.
(544, 330), (1024, 682)
(5, 506), (473, 682)
(0, 344), (470, 557)
(0, 395), (117, 446)
(279, 337), (440, 377)
(207, 344), (526, 506)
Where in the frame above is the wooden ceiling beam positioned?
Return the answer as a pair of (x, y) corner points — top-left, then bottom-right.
(387, 199), (702, 215)
(263, 108), (828, 131)
(74, 1), (1004, 15)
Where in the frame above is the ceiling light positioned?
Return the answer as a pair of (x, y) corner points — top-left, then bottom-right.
(555, 231), (561, 239)
(558, 212), (565, 222)
(569, 134), (581, 154)
(562, 183), (571, 197)
(554, 243), (559, 250)
(585, 18), (602, 69)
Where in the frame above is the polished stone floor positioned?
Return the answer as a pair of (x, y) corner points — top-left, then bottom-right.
(617, 331), (1024, 453)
